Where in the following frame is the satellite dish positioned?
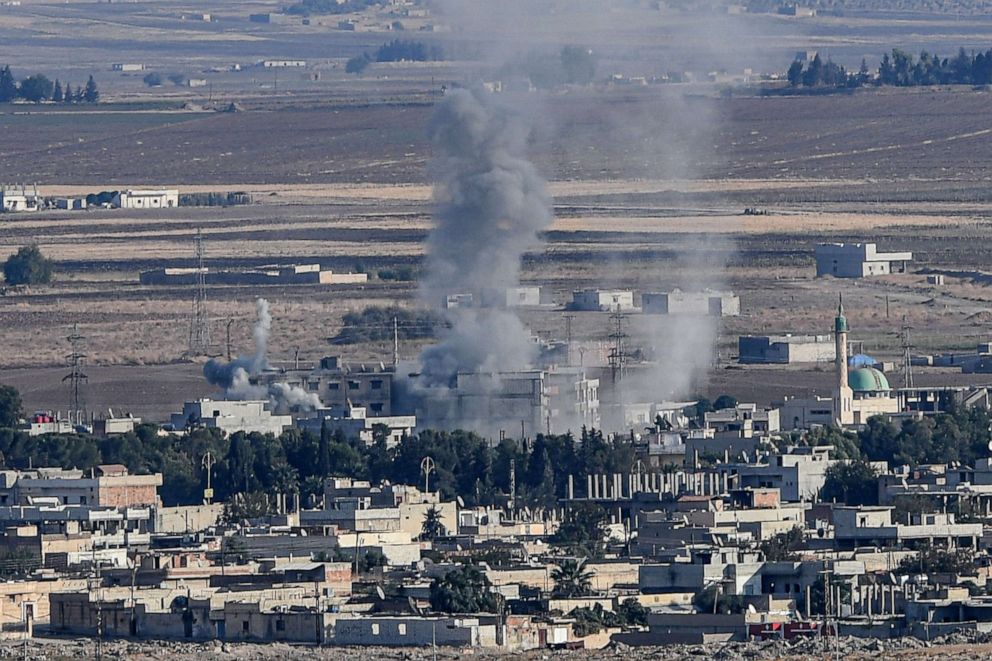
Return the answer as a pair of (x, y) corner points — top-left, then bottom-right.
(986, 440), (992, 452)
(375, 586), (385, 600)
(456, 496), (464, 507)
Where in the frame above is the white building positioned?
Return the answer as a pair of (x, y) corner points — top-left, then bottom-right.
(114, 189), (179, 210)
(296, 406), (416, 447)
(570, 289), (635, 312)
(170, 399), (292, 436)
(815, 243), (912, 278)
(112, 63), (145, 72)
(480, 286), (541, 308)
(0, 185), (40, 212)
(642, 289), (740, 317)
(260, 60), (307, 68)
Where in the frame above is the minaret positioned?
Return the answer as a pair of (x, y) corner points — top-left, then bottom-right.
(834, 294), (854, 425)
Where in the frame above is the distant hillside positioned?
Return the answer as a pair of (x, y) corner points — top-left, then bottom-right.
(741, 0), (992, 14)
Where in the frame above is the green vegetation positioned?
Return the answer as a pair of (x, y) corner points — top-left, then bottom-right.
(429, 564), (502, 614)
(180, 192), (253, 207)
(375, 39), (443, 63)
(787, 47), (992, 90)
(0, 66), (98, 103)
(419, 506), (446, 541)
(759, 527), (804, 561)
(820, 460), (879, 506)
(286, 0), (375, 16)
(693, 584), (747, 615)
(331, 305), (448, 344)
(0, 385), (22, 428)
(503, 45), (598, 89)
(859, 404), (991, 467)
(551, 558), (594, 598)
(896, 543), (975, 576)
(143, 72), (163, 87)
(551, 502), (609, 558)
(345, 54), (372, 75)
(3, 245), (53, 286)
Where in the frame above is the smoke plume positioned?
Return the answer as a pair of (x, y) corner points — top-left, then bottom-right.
(203, 298), (322, 414)
(417, 87), (552, 386)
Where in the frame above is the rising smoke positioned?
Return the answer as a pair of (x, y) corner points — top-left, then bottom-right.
(203, 298), (322, 414)
(416, 87), (553, 387)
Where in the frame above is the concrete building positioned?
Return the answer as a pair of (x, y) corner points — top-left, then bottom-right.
(720, 446), (835, 502)
(112, 63), (145, 71)
(570, 289), (635, 312)
(815, 243), (912, 278)
(480, 286), (541, 308)
(833, 506), (982, 550)
(296, 406), (415, 447)
(170, 400), (292, 436)
(54, 197), (86, 211)
(260, 357), (394, 416)
(738, 334), (836, 364)
(642, 290), (740, 317)
(260, 60), (306, 68)
(113, 189), (179, 210)
(418, 368), (600, 438)
(0, 185), (40, 212)
(704, 404), (780, 437)
(0, 465), (161, 509)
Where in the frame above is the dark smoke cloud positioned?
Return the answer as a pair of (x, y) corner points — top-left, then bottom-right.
(203, 298), (321, 414)
(417, 87), (552, 386)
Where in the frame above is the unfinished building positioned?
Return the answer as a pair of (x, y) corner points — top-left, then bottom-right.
(570, 289), (635, 312)
(738, 334), (836, 364)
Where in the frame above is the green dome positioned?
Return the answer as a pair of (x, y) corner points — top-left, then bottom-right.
(848, 367), (890, 392)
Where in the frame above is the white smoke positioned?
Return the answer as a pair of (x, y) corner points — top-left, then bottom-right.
(203, 298), (322, 415)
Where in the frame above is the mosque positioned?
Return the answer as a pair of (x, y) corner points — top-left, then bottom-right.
(778, 297), (899, 429)
(832, 297), (899, 425)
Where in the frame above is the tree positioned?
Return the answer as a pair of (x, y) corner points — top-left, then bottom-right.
(820, 460), (879, 506)
(420, 505), (446, 541)
(167, 73), (186, 86)
(18, 75), (53, 103)
(896, 543), (974, 576)
(0, 66), (16, 102)
(551, 558), (594, 597)
(3, 245), (53, 285)
(787, 60), (803, 86)
(560, 45), (596, 85)
(551, 503), (608, 558)
(345, 54), (372, 75)
(429, 564), (502, 614)
(759, 526), (804, 561)
(52, 80), (63, 103)
(83, 76), (99, 103)
(693, 584), (746, 615)
(713, 394), (738, 411)
(0, 385), (22, 428)
(62, 82), (72, 104)
(143, 72), (163, 87)
(617, 597), (649, 627)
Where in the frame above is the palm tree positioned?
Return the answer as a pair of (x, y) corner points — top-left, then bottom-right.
(420, 505), (446, 541)
(551, 558), (594, 598)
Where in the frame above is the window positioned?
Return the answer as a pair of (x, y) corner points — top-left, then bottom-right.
(348, 381), (359, 390)
(308, 382), (319, 392)
(398, 623), (406, 635)
(370, 403), (384, 413)
(276, 620), (286, 631)
(329, 383), (340, 391)
(370, 380), (383, 390)
(242, 621), (249, 632)
(371, 623), (380, 635)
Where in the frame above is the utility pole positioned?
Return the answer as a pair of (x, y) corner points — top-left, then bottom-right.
(564, 313), (574, 364)
(188, 228), (210, 356)
(901, 317), (915, 389)
(202, 452), (215, 505)
(392, 316), (399, 369)
(509, 458), (516, 512)
(63, 323), (88, 425)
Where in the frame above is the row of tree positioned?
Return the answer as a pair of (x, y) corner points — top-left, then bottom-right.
(0, 66), (98, 103)
(346, 39), (445, 75)
(788, 47), (992, 89)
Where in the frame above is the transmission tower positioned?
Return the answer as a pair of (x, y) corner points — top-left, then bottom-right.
(188, 228), (210, 355)
(608, 306), (628, 387)
(901, 317), (915, 389)
(62, 323), (88, 424)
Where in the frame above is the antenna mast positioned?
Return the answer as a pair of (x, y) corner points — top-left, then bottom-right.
(901, 317), (915, 389)
(188, 228), (210, 355)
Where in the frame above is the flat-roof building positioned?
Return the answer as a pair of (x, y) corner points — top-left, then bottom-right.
(738, 334), (836, 364)
(815, 243), (912, 278)
(642, 290), (740, 317)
